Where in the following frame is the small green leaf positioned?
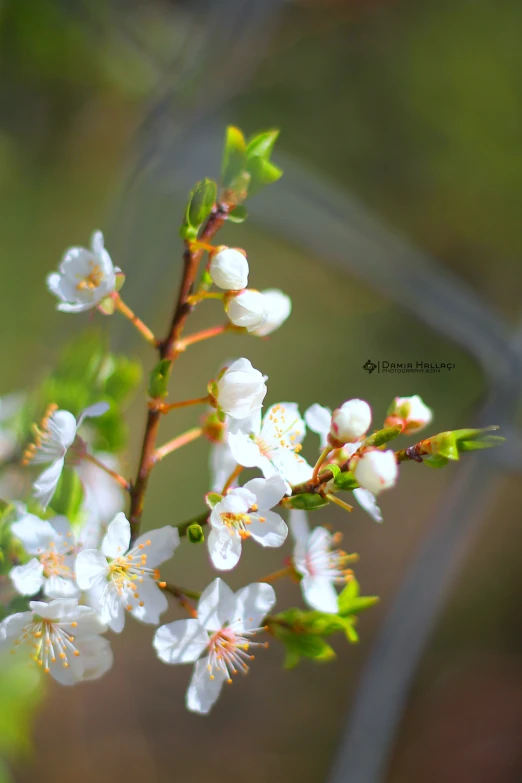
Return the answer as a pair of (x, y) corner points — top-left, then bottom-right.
(362, 426), (402, 449)
(227, 205), (248, 224)
(149, 359), (171, 399)
(423, 454), (449, 468)
(428, 431), (459, 460)
(276, 630), (336, 669)
(222, 126), (247, 188)
(247, 157), (283, 196)
(286, 493), (329, 510)
(246, 129), (280, 159)
(345, 621), (359, 644)
(333, 471), (358, 491)
(338, 580), (379, 617)
(321, 463), (340, 479)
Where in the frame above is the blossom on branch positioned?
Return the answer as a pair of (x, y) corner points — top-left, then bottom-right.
(209, 247), (249, 290)
(384, 394), (433, 435)
(353, 449), (398, 495)
(213, 358), (267, 420)
(75, 513), (179, 633)
(23, 402), (109, 509)
(208, 475), (288, 570)
(251, 289), (292, 337)
(290, 510), (356, 614)
(228, 402), (313, 486)
(153, 578), (275, 714)
(226, 289), (267, 332)
(0, 598), (113, 685)
(47, 231), (121, 313)
(10, 513), (80, 598)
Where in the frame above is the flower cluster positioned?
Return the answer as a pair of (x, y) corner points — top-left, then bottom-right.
(0, 126), (503, 715)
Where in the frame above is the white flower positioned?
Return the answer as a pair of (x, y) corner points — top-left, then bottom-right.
(226, 290), (267, 332)
(209, 248), (249, 290)
(353, 449), (398, 496)
(290, 510), (355, 613)
(228, 403), (313, 487)
(208, 475), (288, 570)
(251, 289), (291, 337)
(330, 399), (372, 444)
(153, 578), (275, 714)
(75, 513), (179, 633)
(215, 359), (267, 420)
(385, 394), (433, 435)
(305, 404), (382, 522)
(47, 231), (119, 313)
(10, 513), (80, 598)
(23, 402), (109, 509)
(0, 598), (112, 685)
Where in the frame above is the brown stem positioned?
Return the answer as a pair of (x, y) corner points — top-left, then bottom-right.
(83, 452), (131, 491)
(158, 397), (210, 413)
(163, 583), (200, 617)
(128, 205), (229, 539)
(154, 427), (203, 462)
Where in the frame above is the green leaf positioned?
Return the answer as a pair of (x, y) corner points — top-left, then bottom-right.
(48, 467), (84, 523)
(227, 205), (248, 224)
(345, 621), (360, 644)
(222, 126), (247, 188)
(423, 454), (449, 468)
(180, 179), (217, 240)
(321, 463), (340, 479)
(286, 493), (329, 510)
(247, 156), (283, 196)
(361, 425), (403, 449)
(428, 431), (459, 460)
(149, 359), (171, 399)
(277, 630), (336, 669)
(338, 580), (380, 617)
(333, 470), (358, 491)
(246, 129), (280, 159)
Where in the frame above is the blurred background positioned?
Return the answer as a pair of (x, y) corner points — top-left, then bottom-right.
(1, 0), (522, 781)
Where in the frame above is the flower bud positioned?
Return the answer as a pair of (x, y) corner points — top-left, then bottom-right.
(353, 449), (398, 496)
(252, 289), (292, 337)
(330, 399), (371, 444)
(187, 524), (205, 543)
(209, 248), (249, 290)
(385, 395), (432, 435)
(215, 358), (267, 420)
(226, 289), (267, 332)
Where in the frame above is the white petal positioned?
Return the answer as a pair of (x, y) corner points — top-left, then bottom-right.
(29, 598), (77, 621)
(129, 578), (168, 625)
(48, 515), (73, 539)
(301, 576), (339, 614)
(76, 402), (110, 427)
(305, 404), (332, 445)
(134, 525), (180, 567)
(0, 612), (33, 643)
(11, 514), (56, 554)
(227, 432), (263, 468)
(197, 578), (236, 631)
(248, 511), (288, 548)
(353, 487), (383, 523)
(243, 474), (288, 509)
(76, 635), (113, 681)
(48, 410), (78, 449)
(91, 230), (105, 255)
(154, 619), (209, 664)
(288, 509), (310, 545)
(86, 581), (125, 633)
(33, 458), (64, 508)
(271, 449), (314, 486)
(75, 549), (109, 590)
(57, 301), (94, 313)
(101, 513), (131, 558)
(234, 582), (276, 631)
(44, 575), (80, 599)
(9, 559), (44, 595)
(186, 656), (226, 715)
(207, 528), (242, 571)
(71, 605), (108, 636)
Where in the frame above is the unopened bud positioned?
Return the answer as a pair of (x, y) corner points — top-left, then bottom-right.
(353, 449), (398, 496)
(330, 399), (371, 445)
(209, 247), (249, 291)
(187, 524), (205, 543)
(385, 395), (432, 435)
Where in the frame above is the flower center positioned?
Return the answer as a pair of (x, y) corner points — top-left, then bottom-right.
(305, 534), (358, 582)
(21, 403), (59, 465)
(219, 512), (253, 539)
(14, 617), (80, 674)
(76, 262), (103, 291)
(107, 539), (164, 610)
(39, 542), (73, 578)
(207, 623), (268, 684)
